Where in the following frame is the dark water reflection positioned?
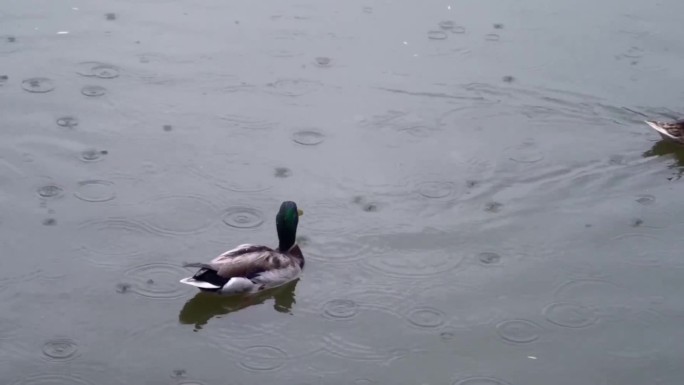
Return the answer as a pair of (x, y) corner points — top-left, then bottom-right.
(643, 140), (684, 179)
(179, 280), (299, 330)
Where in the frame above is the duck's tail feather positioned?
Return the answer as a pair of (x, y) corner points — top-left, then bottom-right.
(645, 120), (678, 140)
(179, 277), (222, 289)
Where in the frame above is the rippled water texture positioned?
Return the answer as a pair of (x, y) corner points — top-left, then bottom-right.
(1, 0), (684, 384)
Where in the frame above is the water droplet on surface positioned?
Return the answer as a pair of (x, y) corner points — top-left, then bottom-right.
(406, 307), (445, 329)
(81, 85), (106, 97)
(74, 180), (116, 202)
(222, 207), (264, 229)
(496, 319), (541, 343)
(453, 376), (511, 385)
(485, 34), (500, 41)
(417, 181), (454, 199)
(238, 345), (288, 372)
(323, 299), (359, 319)
(635, 194), (655, 205)
(477, 252), (501, 265)
(292, 129), (325, 146)
(123, 263), (192, 299)
(91, 64), (119, 79)
(22, 77), (55, 93)
(428, 30), (448, 40)
(315, 56), (331, 67)
(363, 203), (379, 212)
(56, 116), (79, 128)
(274, 167), (291, 178)
(42, 218), (57, 226)
(37, 184), (63, 198)
(440, 330), (457, 341)
(505, 140), (544, 163)
(484, 201), (503, 212)
(266, 78), (322, 97)
(439, 20), (456, 30)
(42, 338), (79, 361)
(79, 149), (107, 162)
(115, 283), (130, 293)
(543, 302), (597, 328)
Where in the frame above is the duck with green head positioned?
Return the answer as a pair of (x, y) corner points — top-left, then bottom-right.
(180, 201), (304, 295)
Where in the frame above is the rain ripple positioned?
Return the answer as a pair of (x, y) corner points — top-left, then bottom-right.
(74, 180), (116, 202)
(417, 181), (455, 199)
(75, 61), (120, 79)
(76, 218), (161, 267)
(362, 246), (464, 279)
(322, 299), (359, 320)
(543, 302), (598, 328)
(222, 206), (264, 229)
(266, 78), (323, 97)
(21, 77), (55, 93)
(120, 263), (193, 299)
(496, 319), (542, 343)
(405, 307), (446, 329)
(37, 184), (64, 199)
(81, 85), (107, 97)
(141, 195), (218, 235)
(79, 149), (108, 162)
(292, 129), (326, 146)
(238, 345), (289, 372)
(56, 116), (79, 128)
(320, 333), (400, 362)
(41, 338), (80, 361)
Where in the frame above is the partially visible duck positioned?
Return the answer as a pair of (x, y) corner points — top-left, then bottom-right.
(180, 201), (304, 296)
(645, 119), (684, 143)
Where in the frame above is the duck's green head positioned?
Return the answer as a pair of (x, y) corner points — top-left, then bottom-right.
(276, 201), (303, 251)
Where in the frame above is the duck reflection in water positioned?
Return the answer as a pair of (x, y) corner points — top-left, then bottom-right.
(178, 279), (299, 331)
(642, 138), (684, 180)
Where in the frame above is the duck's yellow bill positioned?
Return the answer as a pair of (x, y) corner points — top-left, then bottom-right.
(297, 209), (304, 216)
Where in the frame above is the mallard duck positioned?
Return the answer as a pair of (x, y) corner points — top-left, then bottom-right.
(645, 119), (684, 143)
(180, 201), (304, 295)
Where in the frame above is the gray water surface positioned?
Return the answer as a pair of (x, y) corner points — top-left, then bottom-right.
(2, 0), (684, 384)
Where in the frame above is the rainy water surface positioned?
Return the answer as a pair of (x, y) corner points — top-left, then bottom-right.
(1, 0), (684, 384)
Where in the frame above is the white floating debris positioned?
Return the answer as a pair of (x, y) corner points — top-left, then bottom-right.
(528, 356), (538, 360)
(447, 5), (452, 10)
(57, 31), (69, 35)
(402, 41), (408, 45)
(72, 7), (79, 10)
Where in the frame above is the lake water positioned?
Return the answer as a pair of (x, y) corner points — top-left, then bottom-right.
(1, 0), (684, 384)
